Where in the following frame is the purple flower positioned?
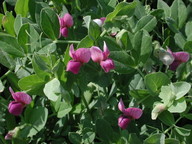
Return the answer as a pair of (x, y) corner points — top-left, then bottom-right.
(90, 42), (115, 72)
(167, 49), (190, 71)
(118, 98), (143, 129)
(8, 87), (32, 116)
(59, 13), (73, 37)
(66, 44), (91, 74)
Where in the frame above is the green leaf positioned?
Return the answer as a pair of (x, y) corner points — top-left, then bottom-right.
(40, 7), (60, 40)
(168, 97), (187, 113)
(157, 0), (170, 18)
(38, 42), (56, 54)
(184, 41), (192, 53)
(0, 33), (24, 57)
(0, 49), (15, 69)
(174, 126), (191, 136)
(185, 21), (192, 39)
(88, 20), (101, 41)
(18, 74), (45, 94)
(171, 0), (187, 28)
(25, 107), (48, 132)
(0, 80), (5, 93)
(158, 111), (175, 126)
(133, 30), (152, 65)
(18, 23), (39, 54)
(159, 85), (174, 105)
(134, 0), (146, 19)
(171, 82), (191, 100)
(32, 56), (51, 81)
(57, 102), (72, 118)
(116, 29), (133, 50)
(144, 133), (165, 144)
(174, 32), (186, 49)
(35, 2), (49, 25)
(128, 133), (142, 144)
(110, 51), (135, 73)
(96, 119), (113, 143)
(106, 1), (137, 22)
(68, 132), (82, 144)
(144, 72), (170, 94)
(43, 78), (71, 102)
(15, 0), (29, 17)
(14, 15), (23, 35)
(0, 14), (3, 29)
(77, 35), (94, 48)
(20, 107), (48, 138)
(165, 138), (180, 144)
(2, 11), (15, 36)
(33, 54), (51, 73)
(129, 90), (154, 108)
(166, 18), (179, 33)
(82, 131), (95, 144)
(134, 15), (157, 33)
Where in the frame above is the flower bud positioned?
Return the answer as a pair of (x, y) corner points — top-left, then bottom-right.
(151, 103), (166, 120)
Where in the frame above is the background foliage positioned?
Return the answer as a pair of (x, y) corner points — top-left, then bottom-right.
(1, 0), (192, 143)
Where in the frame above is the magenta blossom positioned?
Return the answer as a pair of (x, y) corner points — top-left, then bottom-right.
(66, 44), (91, 74)
(167, 49), (190, 71)
(90, 42), (115, 73)
(8, 87), (32, 116)
(59, 13), (73, 37)
(118, 98), (143, 129)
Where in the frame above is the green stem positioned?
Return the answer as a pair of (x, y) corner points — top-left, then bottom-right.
(100, 30), (107, 37)
(164, 117), (182, 134)
(3, 1), (7, 13)
(0, 70), (11, 80)
(82, 94), (90, 111)
(0, 134), (7, 144)
(48, 113), (56, 118)
(136, 68), (145, 79)
(54, 40), (80, 44)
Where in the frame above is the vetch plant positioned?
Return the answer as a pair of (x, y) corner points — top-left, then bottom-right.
(1, 0), (192, 143)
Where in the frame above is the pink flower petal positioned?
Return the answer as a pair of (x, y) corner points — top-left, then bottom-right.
(90, 46), (104, 62)
(118, 98), (125, 112)
(59, 17), (65, 28)
(66, 60), (82, 74)
(12, 92), (32, 104)
(124, 108), (143, 119)
(103, 41), (110, 59)
(100, 58), (115, 73)
(100, 17), (106, 24)
(60, 27), (68, 37)
(118, 115), (131, 129)
(169, 61), (181, 71)
(9, 87), (14, 96)
(5, 132), (13, 140)
(8, 101), (25, 116)
(75, 48), (91, 63)
(63, 13), (73, 28)
(173, 52), (190, 63)
(69, 44), (76, 59)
